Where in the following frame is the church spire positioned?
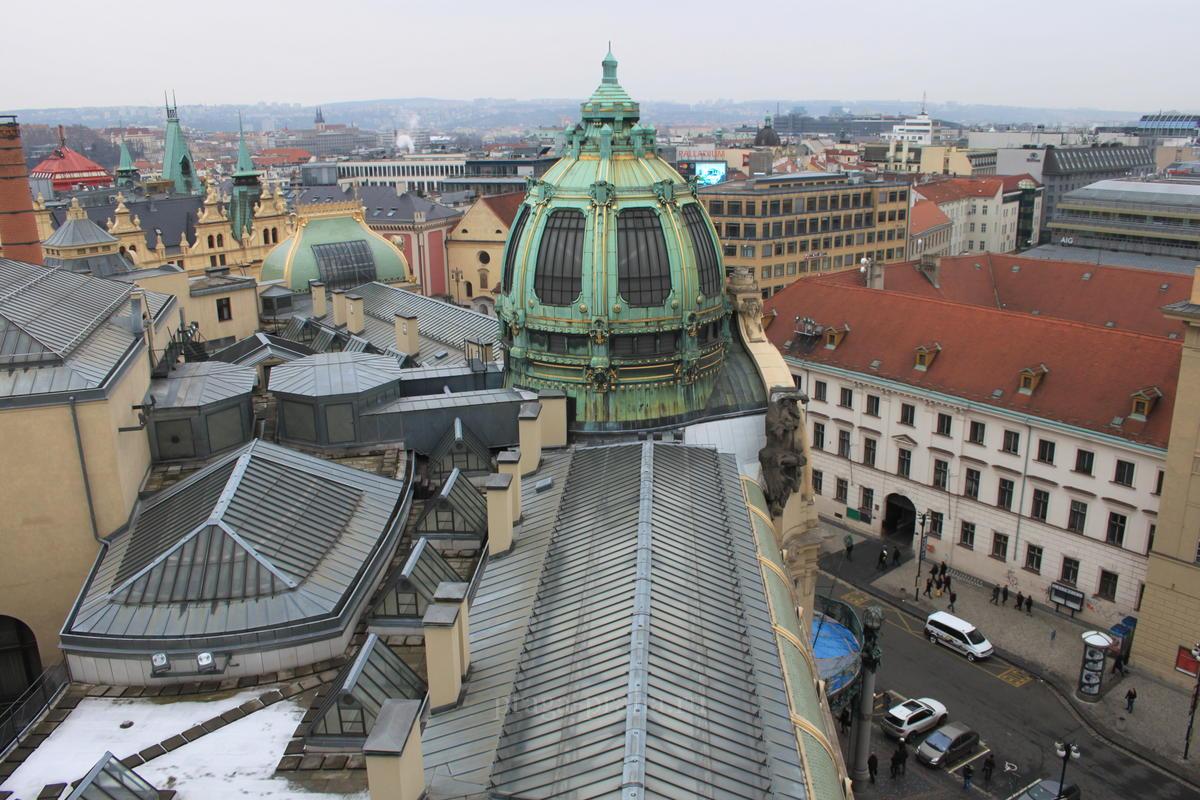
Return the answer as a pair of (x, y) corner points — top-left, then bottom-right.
(230, 113), (262, 243)
(162, 95), (198, 195)
(116, 139), (138, 187)
(234, 114), (257, 177)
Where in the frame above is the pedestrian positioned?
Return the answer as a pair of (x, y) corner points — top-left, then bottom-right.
(935, 575), (944, 598)
(878, 548), (888, 571)
(1015, 591), (1025, 612)
(844, 534), (854, 561)
(1112, 653), (1125, 676)
(867, 752), (878, 783)
(949, 591), (958, 612)
(982, 753), (995, 783)
(1001, 584), (1009, 606)
(962, 763), (974, 790)
(940, 560), (948, 577)
(892, 546), (902, 566)
(944, 573), (952, 593)
(924, 576), (934, 598)
(1025, 594), (1033, 615)
(990, 584), (1000, 604)
(839, 705), (851, 734)
(1126, 686), (1138, 713)
(1051, 628), (1057, 644)
(889, 750), (900, 778)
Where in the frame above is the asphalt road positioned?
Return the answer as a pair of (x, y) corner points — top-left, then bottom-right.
(823, 574), (1200, 799)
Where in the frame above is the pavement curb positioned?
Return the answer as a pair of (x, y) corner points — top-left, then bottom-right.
(823, 567), (1200, 795)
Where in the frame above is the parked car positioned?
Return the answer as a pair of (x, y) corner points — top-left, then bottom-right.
(881, 697), (948, 739)
(1014, 779), (1081, 800)
(915, 721), (979, 768)
(925, 610), (994, 662)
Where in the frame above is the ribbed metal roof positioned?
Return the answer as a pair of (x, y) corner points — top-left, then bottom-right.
(0, 260), (173, 400)
(149, 362), (256, 408)
(211, 332), (314, 367)
(422, 443), (837, 799)
(63, 440), (409, 651)
(365, 387), (528, 414)
(268, 351), (406, 397)
(43, 215), (118, 248)
(1063, 179), (1200, 210)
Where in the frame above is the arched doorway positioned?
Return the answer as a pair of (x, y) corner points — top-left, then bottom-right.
(0, 616), (42, 706)
(883, 493), (917, 546)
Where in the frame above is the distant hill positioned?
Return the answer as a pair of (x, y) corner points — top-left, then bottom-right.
(6, 97), (1145, 133)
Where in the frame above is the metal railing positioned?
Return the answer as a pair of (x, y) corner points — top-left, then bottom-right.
(0, 661), (69, 758)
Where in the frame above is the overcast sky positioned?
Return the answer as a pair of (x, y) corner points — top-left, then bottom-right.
(6, 0), (1194, 112)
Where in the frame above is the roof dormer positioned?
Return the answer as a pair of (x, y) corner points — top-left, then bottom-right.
(824, 324), (849, 350)
(1018, 364), (1049, 395)
(914, 342), (941, 371)
(1129, 386), (1162, 421)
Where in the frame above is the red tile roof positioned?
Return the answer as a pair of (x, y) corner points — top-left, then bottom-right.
(30, 145), (107, 178)
(914, 177), (1004, 204)
(823, 254), (1190, 338)
(764, 279), (1179, 448)
(999, 173), (1041, 191)
(480, 192), (526, 228)
(909, 199), (951, 236)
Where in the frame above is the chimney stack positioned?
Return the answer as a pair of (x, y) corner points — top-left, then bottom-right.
(485, 473), (514, 555)
(346, 293), (365, 335)
(394, 313), (419, 356)
(128, 288), (146, 338)
(310, 281), (327, 317)
(537, 389), (568, 449)
(363, 699), (425, 800)
(496, 449), (521, 523)
(0, 117), (44, 264)
(518, 402), (542, 476)
(1190, 266), (1200, 305)
(422, 603), (464, 713)
(434, 581), (471, 678)
(331, 289), (348, 327)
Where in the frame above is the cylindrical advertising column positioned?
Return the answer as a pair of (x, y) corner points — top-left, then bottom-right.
(1077, 630), (1114, 703)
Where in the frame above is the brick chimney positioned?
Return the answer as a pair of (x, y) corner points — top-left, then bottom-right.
(0, 117), (44, 264)
(331, 289), (348, 327)
(434, 581), (471, 678)
(518, 402), (542, 476)
(363, 699), (425, 800)
(537, 389), (568, 449)
(485, 472), (514, 554)
(496, 449), (521, 523)
(310, 281), (327, 317)
(394, 313), (419, 356)
(346, 293), (365, 335)
(422, 602), (464, 713)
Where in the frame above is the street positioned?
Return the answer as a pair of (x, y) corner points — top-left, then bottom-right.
(823, 574), (1200, 799)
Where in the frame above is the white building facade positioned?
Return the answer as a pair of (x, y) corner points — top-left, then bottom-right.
(337, 154), (468, 194)
(792, 360), (1162, 623)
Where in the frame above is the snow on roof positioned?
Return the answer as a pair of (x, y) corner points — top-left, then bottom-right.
(3, 689), (263, 798)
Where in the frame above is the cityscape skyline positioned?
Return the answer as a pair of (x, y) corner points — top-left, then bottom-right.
(6, 0), (1196, 112)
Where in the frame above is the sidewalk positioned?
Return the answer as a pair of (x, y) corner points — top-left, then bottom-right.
(819, 522), (1200, 788)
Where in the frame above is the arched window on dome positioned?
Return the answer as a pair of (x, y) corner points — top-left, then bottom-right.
(617, 208), (671, 307)
(262, 229), (270, 245)
(501, 206), (530, 294)
(683, 204), (722, 296)
(216, 233), (225, 248)
(533, 209), (586, 306)
(272, 227), (279, 244)
(207, 234), (215, 249)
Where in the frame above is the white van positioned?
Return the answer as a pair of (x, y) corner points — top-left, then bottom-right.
(924, 611), (993, 662)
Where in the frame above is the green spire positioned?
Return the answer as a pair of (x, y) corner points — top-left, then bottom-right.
(162, 97), (199, 195)
(234, 114), (257, 177)
(581, 46), (638, 125)
(116, 139), (138, 187)
(229, 114), (262, 243)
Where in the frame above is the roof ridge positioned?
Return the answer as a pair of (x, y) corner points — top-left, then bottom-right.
(790, 281), (1183, 345)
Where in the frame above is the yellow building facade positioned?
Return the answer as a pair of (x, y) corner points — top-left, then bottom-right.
(445, 192), (524, 314)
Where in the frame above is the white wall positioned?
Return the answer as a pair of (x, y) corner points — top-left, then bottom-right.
(794, 362), (1161, 624)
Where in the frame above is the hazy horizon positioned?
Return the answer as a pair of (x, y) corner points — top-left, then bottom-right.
(5, 0), (1196, 112)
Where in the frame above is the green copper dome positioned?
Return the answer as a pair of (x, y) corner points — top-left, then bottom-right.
(261, 203), (410, 291)
(497, 50), (731, 432)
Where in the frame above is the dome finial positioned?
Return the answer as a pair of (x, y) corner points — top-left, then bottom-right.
(602, 44), (618, 84)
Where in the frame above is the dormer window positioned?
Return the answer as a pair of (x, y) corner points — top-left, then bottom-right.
(1018, 364), (1049, 395)
(914, 343), (941, 371)
(1129, 386), (1162, 421)
(824, 324), (848, 350)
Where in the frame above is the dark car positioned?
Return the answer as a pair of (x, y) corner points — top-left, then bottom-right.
(915, 721), (979, 768)
(1015, 779), (1081, 800)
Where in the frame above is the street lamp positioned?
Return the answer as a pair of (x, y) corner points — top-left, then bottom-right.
(1053, 740), (1080, 798)
(851, 605), (884, 787)
(913, 510), (930, 601)
(1184, 642), (1200, 759)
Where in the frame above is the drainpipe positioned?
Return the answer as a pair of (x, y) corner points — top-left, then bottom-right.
(69, 396), (101, 543)
(1012, 416), (1034, 568)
